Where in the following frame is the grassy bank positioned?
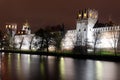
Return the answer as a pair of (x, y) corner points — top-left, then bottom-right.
(0, 50), (120, 62)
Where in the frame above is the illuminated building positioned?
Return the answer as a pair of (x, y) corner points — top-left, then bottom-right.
(6, 21), (35, 50)
(61, 9), (98, 50)
(5, 9), (120, 51)
(61, 9), (120, 51)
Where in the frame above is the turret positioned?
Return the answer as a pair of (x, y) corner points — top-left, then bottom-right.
(6, 23), (17, 37)
(22, 20), (31, 34)
(76, 9), (98, 47)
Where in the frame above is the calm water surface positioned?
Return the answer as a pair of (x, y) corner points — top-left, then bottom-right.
(0, 53), (120, 80)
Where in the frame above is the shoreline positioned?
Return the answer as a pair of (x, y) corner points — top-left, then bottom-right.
(0, 50), (120, 62)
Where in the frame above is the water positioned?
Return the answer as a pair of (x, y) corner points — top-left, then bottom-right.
(0, 53), (120, 80)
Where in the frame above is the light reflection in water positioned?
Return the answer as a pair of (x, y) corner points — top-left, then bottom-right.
(7, 53), (12, 80)
(96, 61), (103, 80)
(16, 54), (21, 79)
(59, 57), (65, 80)
(85, 60), (95, 80)
(21, 54), (31, 80)
(27, 55), (30, 64)
(40, 60), (44, 76)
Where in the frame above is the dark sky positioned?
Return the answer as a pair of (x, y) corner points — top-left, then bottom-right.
(0, 0), (120, 32)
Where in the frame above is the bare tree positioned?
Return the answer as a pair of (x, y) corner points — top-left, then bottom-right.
(110, 29), (120, 55)
(52, 32), (62, 52)
(35, 28), (53, 52)
(35, 28), (45, 51)
(29, 36), (34, 50)
(93, 30), (101, 54)
(117, 31), (120, 53)
(19, 37), (24, 50)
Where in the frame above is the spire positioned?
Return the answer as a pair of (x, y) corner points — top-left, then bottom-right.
(22, 20), (31, 34)
(77, 10), (82, 20)
(24, 19), (29, 27)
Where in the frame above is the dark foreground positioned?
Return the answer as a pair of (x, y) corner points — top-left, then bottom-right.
(0, 53), (120, 80)
(0, 50), (120, 62)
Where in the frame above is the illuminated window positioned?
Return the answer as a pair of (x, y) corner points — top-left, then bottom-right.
(15, 25), (17, 29)
(89, 13), (92, 17)
(78, 14), (82, 18)
(84, 29), (86, 31)
(21, 31), (23, 34)
(118, 26), (119, 30)
(6, 25), (8, 28)
(9, 25), (11, 28)
(84, 13), (87, 18)
(18, 31), (20, 34)
(12, 25), (14, 28)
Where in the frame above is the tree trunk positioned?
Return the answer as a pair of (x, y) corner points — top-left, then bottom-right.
(29, 36), (34, 50)
(46, 39), (49, 53)
(19, 37), (24, 50)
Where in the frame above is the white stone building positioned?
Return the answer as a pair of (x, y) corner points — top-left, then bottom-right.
(61, 9), (120, 51)
(5, 9), (120, 51)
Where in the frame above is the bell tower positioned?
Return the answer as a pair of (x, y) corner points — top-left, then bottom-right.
(76, 9), (98, 47)
(76, 9), (88, 46)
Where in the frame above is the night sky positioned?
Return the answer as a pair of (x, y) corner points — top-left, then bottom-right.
(0, 0), (120, 32)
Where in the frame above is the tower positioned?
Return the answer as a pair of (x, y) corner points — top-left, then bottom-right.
(22, 20), (31, 34)
(76, 9), (98, 47)
(6, 23), (17, 48)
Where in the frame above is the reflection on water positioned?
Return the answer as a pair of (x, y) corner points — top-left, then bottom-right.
(59, 57), (65, 80)
(96, 61), (102, 80)
(0, 53), (120, 80)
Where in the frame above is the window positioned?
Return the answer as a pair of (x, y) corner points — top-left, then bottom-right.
(84, 29), (86, 31)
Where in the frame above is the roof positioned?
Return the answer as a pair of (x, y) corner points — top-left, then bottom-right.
(94, 21), (114, 28)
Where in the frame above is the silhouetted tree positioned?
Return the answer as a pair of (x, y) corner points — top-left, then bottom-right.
(35, 28), (53, 52)
(35, 24), (65, 52)
(35, 28), (45, 51)
(43, 30), (52, 52)
(51, 24), (65, 52)
(0, 30), (4, 49)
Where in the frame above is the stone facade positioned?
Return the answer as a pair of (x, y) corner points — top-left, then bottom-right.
(6, 9), (120, 51)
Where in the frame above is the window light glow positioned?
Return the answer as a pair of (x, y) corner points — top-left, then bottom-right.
(84, 13), (87, 18)
(78, 14), (82, 18)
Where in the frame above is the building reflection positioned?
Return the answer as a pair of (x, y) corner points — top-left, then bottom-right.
(1, 53), (120, 80)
